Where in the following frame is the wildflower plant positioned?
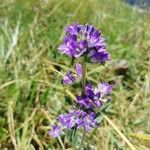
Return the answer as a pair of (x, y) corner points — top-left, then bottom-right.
(49, 22), (112, 149)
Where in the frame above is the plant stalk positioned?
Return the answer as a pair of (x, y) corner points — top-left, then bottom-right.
(81, 57), (86, 95)
(78, 57), (87, 149)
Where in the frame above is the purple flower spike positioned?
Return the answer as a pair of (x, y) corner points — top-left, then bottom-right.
(58, 22), (110, 63)
(63, 71), (76, 85)
(76, 63), (82, 78)
(49, 125), (62, 138)
(50, 23), (113, 139)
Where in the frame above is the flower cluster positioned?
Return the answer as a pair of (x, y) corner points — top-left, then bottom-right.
(58, 22), (110, 63)
(49, 23), (112, 139)
(49, 82), (112, 137)
(49, 110), (98, 138)
(77, 83), (112, 110)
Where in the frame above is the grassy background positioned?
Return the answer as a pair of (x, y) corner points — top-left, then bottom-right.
(0, 0), (150, 149)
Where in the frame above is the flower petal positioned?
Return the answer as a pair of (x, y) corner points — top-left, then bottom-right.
(49, 125), (62, 138)
(63, 71), (76, 85)
(76, 63), (82, 78)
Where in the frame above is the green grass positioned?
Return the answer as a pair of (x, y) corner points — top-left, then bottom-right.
(0, 0), (150, 149)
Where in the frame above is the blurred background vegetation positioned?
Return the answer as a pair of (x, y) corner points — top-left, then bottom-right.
(0, 0), (150, 149)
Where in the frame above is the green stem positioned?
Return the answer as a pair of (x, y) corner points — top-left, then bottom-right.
(78, 57), (87, 149)
(81, 57), (86, 95)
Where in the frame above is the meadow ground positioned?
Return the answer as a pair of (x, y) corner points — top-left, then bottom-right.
(0, 0), (150, 149)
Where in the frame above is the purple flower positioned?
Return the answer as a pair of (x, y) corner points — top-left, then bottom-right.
(96, 83), (112, 95)
(85, 84), (95, 99)
(58, 22), (110, 63)
(88, 49), (110, 63)
(56, 109), (98, 132)
(77, 112), (98, 131)
(77, 95), (94, 109)
(77, 83), (112, 110)
(76, 63), (82, 78)
(77, 94), (102, 110)
(49, 125), (62, 138)
(65, 22), (79, 35)
(58, 110), (83, 129)
(63, 71), (76, 85)
(77, 84), (102, 109)
(63, 63), (83, 85)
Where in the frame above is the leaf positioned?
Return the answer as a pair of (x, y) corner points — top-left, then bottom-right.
(95, 115), (104, 123)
